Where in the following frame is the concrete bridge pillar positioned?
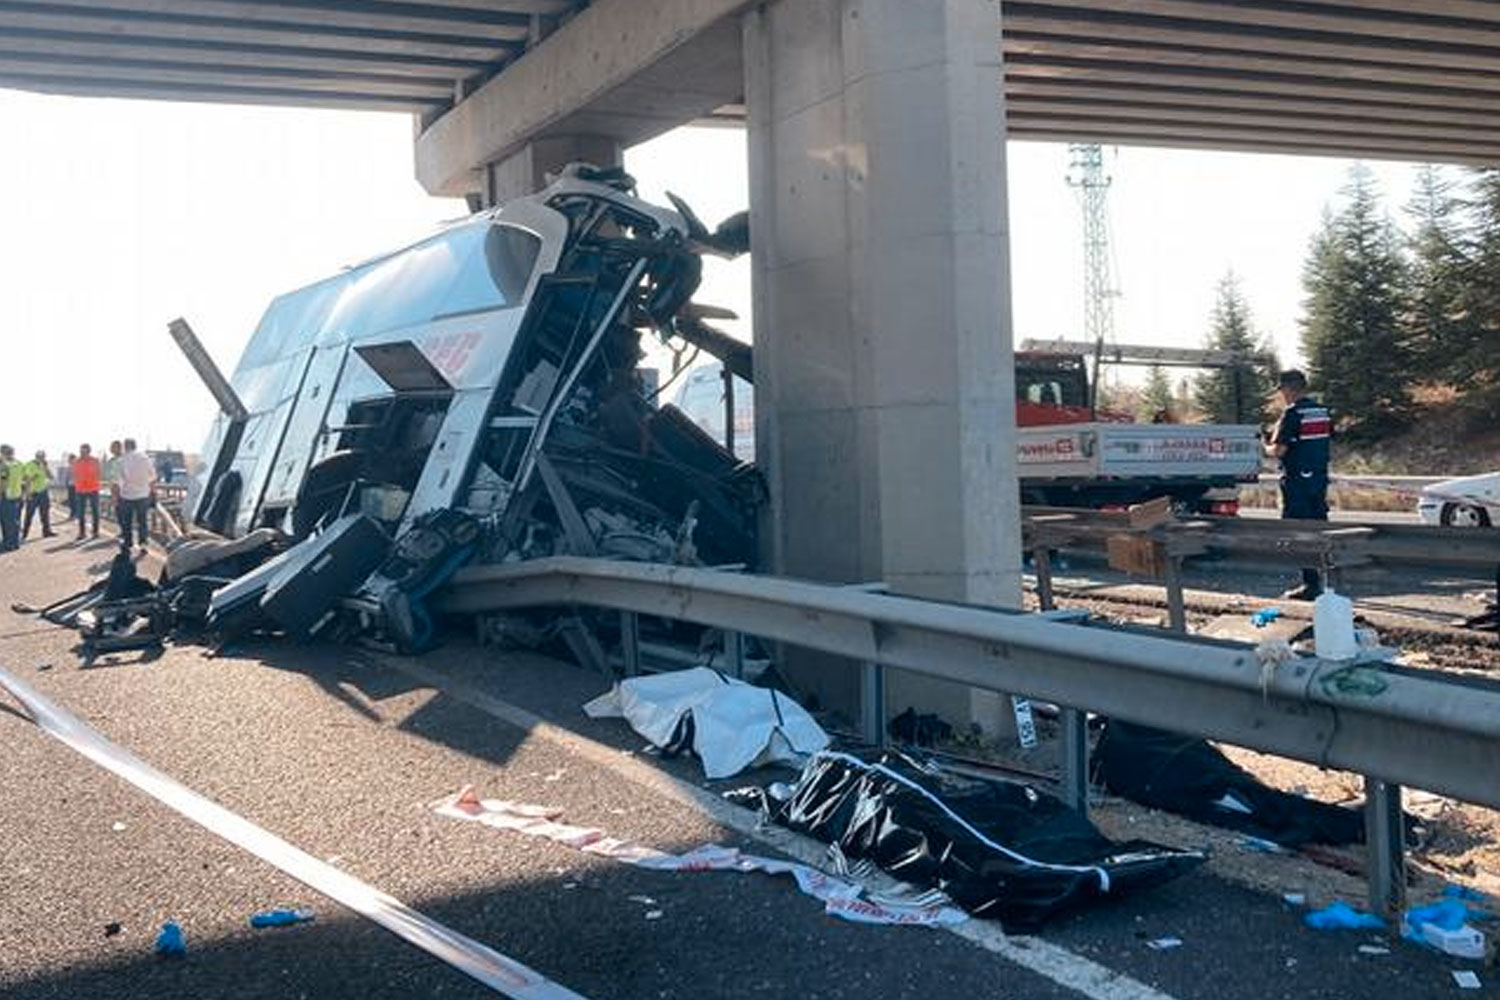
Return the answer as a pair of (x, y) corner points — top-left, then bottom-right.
(482, 134), (623, 205)
(744, 0), (1021, 732)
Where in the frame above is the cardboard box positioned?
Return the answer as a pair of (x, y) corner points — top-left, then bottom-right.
(1126, 495), (1174, 530)
(1107, 533), (1167, 578)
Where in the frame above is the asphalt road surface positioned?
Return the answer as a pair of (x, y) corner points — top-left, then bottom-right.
(0, 533), (1494, 999)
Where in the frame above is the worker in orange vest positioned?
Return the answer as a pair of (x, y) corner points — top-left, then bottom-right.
(72, 444), (103, 541)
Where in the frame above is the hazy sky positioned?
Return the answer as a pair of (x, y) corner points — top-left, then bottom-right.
(0, 88), (1428, 458)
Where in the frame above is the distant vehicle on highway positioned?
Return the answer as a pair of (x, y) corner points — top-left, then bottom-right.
(1417, 471), (1499, 527)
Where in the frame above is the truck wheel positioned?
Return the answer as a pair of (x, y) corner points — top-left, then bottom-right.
(1441, 503), (1492, 528)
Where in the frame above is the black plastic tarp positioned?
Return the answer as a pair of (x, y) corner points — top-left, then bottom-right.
(1094, 720), (1366, 847)
(764, 749), (1205, 931)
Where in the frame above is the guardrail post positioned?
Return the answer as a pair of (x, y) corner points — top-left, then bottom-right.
(1033, 546), (1056, 610)
(1059, 707), (1090, 815)
(1036, 545), (1090, 813)
(1164, 555), (1188, 633)
(1323, 553), (1344, 594)
(724, 629), (745, 679)
(619, 611), (640, 678)
(1364, 776), (1406, 918)
(860, 661), (887, 748)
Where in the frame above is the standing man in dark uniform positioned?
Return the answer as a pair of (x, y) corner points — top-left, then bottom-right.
(1266, 369), (1331, 599)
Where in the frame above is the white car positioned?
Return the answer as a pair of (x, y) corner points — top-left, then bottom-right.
(1417, 472), (1500, 528)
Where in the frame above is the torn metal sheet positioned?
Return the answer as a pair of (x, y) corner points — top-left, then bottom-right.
(0, 667), (590, 1000)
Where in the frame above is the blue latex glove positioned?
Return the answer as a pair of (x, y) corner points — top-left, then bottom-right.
(1304, 901), (1383, 930)
(1251, 608), (1282, 628)
(155, 920), (186, 958)
(250, 908), (315, 929)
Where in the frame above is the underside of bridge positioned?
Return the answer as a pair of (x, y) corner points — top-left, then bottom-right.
(5, 2), (1500, 176)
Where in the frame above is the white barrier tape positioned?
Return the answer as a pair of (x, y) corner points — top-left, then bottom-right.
(435, 787), (969, 929)
(0, 668), (591, 1000)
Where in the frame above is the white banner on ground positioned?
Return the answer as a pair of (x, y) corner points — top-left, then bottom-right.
(435, 787), (968, 929)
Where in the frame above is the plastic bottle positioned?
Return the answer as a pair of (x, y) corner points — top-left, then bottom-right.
(1313, 589), (1357, 660)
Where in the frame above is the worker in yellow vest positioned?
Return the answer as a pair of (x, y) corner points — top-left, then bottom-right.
(0, 444), (22, 552)
(21, 450), (56, 540)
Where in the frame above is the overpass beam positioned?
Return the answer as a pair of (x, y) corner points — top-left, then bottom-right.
(745, 0), (1020, 732)
(481, 135), (623, 206)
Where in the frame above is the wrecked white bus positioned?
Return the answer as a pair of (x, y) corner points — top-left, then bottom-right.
(180, 166), (760, 573)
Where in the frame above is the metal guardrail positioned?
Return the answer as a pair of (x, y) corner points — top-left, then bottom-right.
(1025, 506), (1500, 572)
(1023, 506), (1500, 632)
(437, 556), (1500, 913)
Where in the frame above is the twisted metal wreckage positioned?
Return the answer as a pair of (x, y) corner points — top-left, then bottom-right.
(41, 164), (761, 658)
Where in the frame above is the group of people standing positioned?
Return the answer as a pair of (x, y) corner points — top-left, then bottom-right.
(0, 439), (157, 554)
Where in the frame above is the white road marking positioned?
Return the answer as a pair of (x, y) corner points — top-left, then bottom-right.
(384, 655), (1185, 1000)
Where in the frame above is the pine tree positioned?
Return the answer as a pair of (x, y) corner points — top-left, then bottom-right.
(1404, 165), (1469, 382)
(1453, 168), (1500, 415)
(1139, 364), (1175, 422)
(1299, 165), (1412, 437)
(1194, 272), (1276, 424)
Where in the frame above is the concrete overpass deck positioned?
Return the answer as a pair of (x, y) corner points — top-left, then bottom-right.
(6, 1), (1500, 186)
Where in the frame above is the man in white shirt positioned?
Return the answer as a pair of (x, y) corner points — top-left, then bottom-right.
(116, 438), (156, 555)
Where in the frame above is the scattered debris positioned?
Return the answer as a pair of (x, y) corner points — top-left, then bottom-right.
(1443, 884), (1493, 904)
(1357, 944), (1390, 955)
(154, 920), (186, 958)
(1452, 970), (1482, 990)
(1404, 899), (1489, 959)
(1303, 901), (1383, 931)
(1283, 892), (1307, 907)
(111, 821), (126, 832)
(583, 668), (827, 779)
(1251, 608), (1282, 628)
(887, 708), (953, 747)
(103, 922), (122, 937)
(1146, 936), (1183, 950)
(434, 786), (966, 928)
(644, 910), (664, 920)
(249, 908), (316, 929)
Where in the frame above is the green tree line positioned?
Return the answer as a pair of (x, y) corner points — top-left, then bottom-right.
(1300, 164), (1500, 440)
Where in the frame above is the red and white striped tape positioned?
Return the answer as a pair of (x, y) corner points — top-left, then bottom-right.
(435, 786), (969, 928)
